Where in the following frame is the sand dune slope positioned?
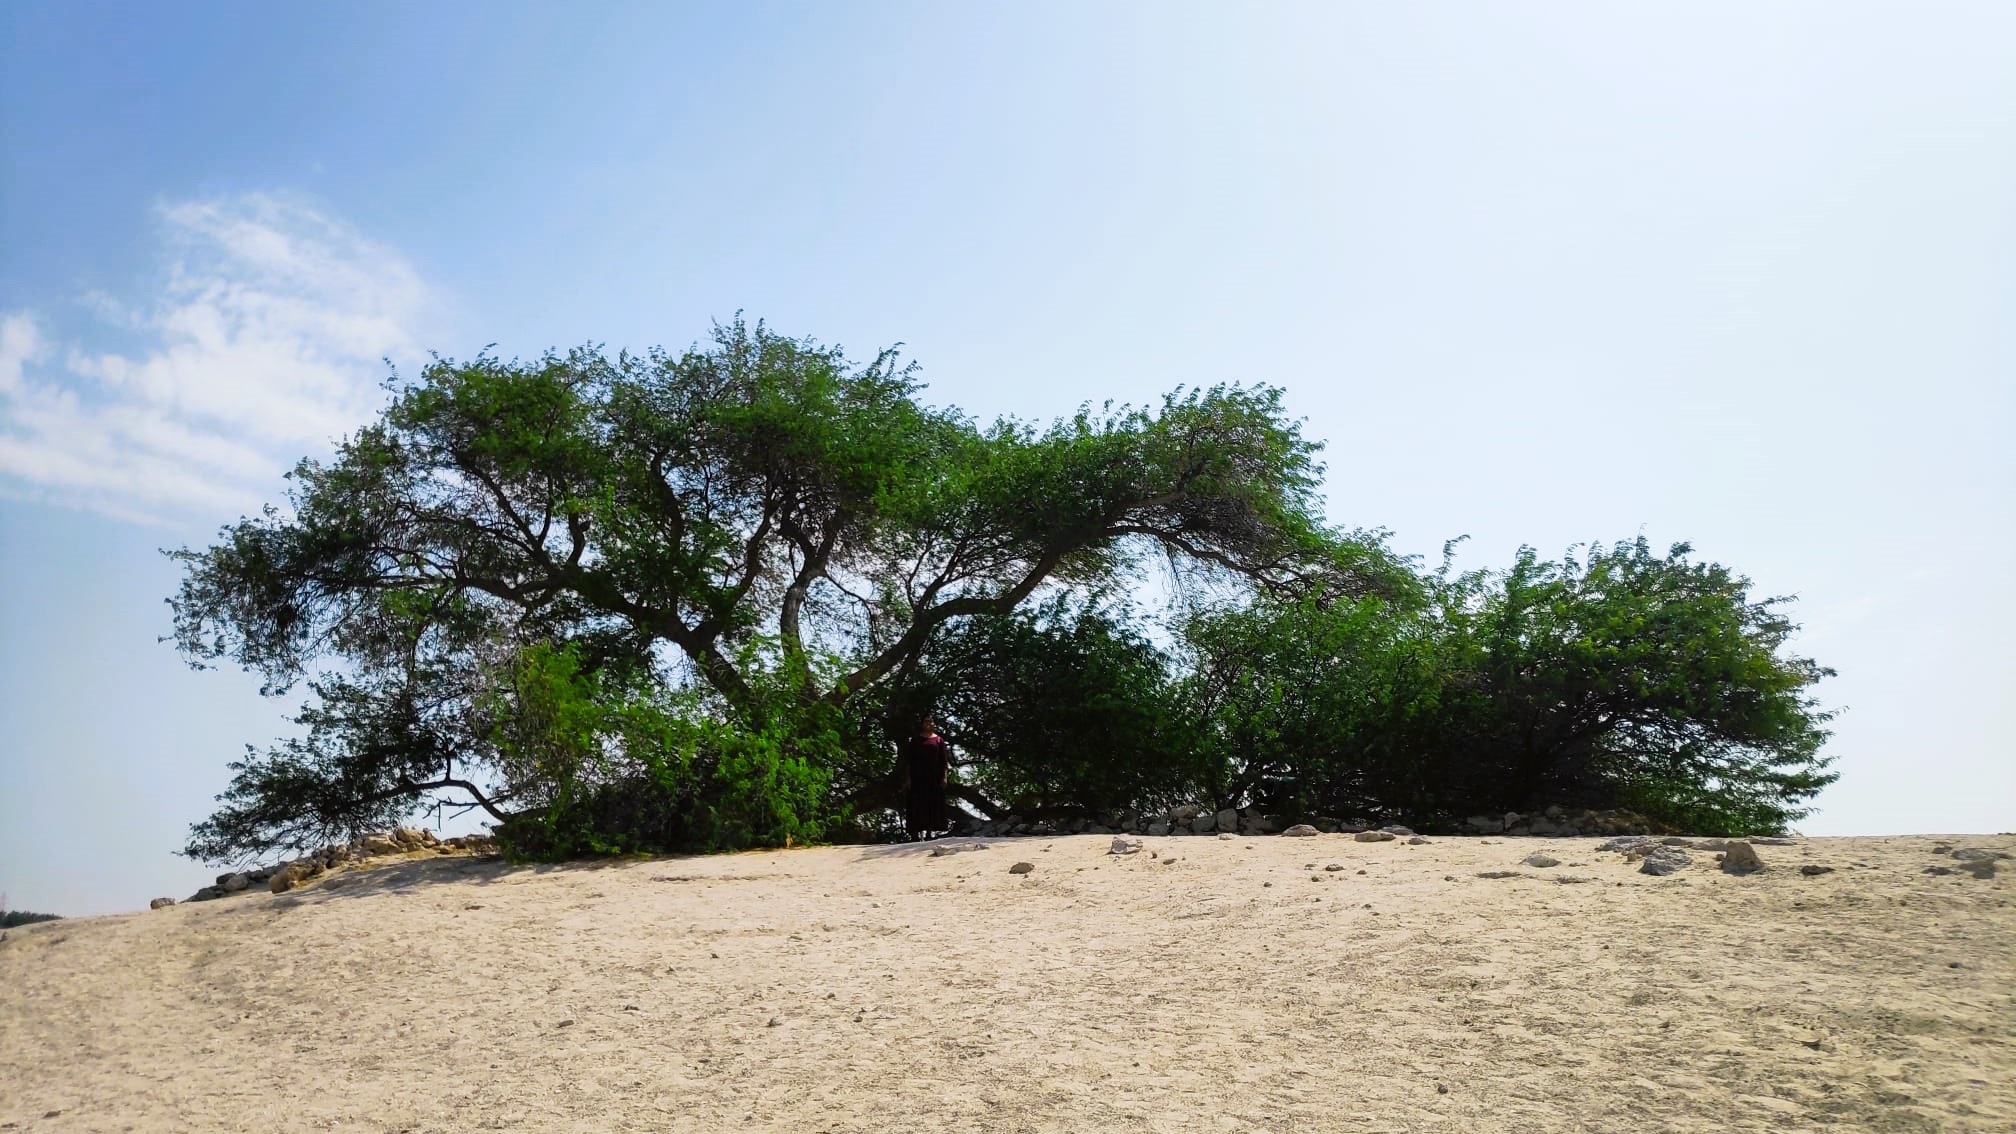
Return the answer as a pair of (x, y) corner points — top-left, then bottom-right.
(3, 834), (2011, 1133)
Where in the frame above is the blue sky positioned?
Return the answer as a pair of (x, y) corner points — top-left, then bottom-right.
(3, 1), (2012, 915)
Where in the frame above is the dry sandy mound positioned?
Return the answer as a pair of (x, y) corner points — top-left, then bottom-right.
(3, 834), (2011, 1133)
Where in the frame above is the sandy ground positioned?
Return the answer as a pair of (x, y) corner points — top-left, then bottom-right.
(2, 833), (2012, 1134)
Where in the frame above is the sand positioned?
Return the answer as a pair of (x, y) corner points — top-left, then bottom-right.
(2, 833), (2011, 1133)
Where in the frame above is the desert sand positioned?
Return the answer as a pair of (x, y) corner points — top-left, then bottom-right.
(2, 833), (2011, 1133)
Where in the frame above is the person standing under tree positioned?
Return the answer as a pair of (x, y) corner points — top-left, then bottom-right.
(899, 712), (951, 840)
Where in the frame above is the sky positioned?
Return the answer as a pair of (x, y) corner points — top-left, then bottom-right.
(2, 1), (2011, 916)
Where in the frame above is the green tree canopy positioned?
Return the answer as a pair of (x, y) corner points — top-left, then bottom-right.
(171, 318), (1384, 860)
(1180, 538), (1838, 834)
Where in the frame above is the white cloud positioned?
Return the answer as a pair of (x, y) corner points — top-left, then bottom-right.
(0, 194), (441, 526)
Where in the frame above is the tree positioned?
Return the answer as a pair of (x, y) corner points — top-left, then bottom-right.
(1178, 538), (1838, 834)
(856, 597), (1205, 821)
(170, 318), (1369, 861)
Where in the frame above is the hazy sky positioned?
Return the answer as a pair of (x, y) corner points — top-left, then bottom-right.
(3, 2), (2011, 915)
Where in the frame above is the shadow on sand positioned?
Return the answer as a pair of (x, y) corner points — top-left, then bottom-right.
(254, 853), (662, 910)
(850, 836), (1046, 861)
(230, 834), (1054, 913)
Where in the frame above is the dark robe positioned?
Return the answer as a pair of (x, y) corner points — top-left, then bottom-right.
(902, 733), (950, 834)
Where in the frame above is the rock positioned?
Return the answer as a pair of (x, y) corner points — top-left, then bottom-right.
(361, 834), (402, 856)
(1353, 830), (1395, 842)
(1008, 862), (1035, 875)
(1407, 836), (1429, 845)
(1925, 865), (1956, 876)
(1172, 804), (1202, 822)
(1214, 808), (1240, 834)
(1146, 821), (1171, 837)
(269, 862), (313, 893)
(1466, 815), (1505, 834)
(1191, 811), (1217, 833)
(149, 897), (175, 910)
(1750, 837), (1797, 846)
(1522, 854), (1561, 868)
(1110, 837), (1143, 855)
(1282, 824), (1321, 837)
(1951, 848), (2012, 862)
(1596, 835), (1658, 853)
(930, 843), (989, 857)
(220, 873), (251, 893)
(1959, 860), (1999, 880)
(1381, 825), (1415, 837)
(1476, 871), (1523, 879)
(1323, 863), (1345, 872)
(1217, 832), (1236, 840)
(392, 826), (429, 849)
(1720, 841), (1764, 874)
(1638, 849), (1690, 876)
(1799, 865), (1834, 876)
(1242, 814), (1277, 835)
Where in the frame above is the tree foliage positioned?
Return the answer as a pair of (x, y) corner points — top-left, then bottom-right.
(169, 318), (1837, 859)
(1, 908), (63, 928)
(858, 598), (1206, 819)
(170, 318), (1363, 861)
(1181, 538), (1838, 834)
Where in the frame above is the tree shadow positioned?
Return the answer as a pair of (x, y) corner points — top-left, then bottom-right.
(253, 852), (676, 911)
(852, 837), (1038, 861)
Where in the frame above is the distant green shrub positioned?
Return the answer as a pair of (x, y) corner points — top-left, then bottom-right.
(2, 909), (62, 927)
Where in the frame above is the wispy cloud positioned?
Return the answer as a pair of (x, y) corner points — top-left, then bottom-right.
(0, 194), (441, 526)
